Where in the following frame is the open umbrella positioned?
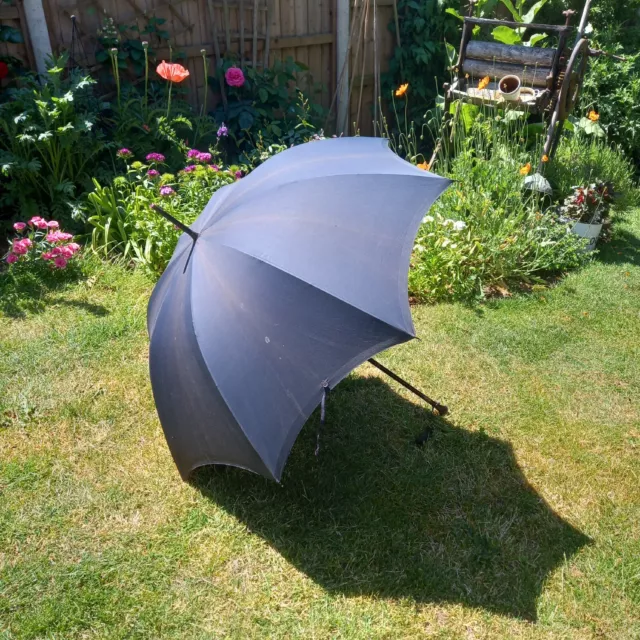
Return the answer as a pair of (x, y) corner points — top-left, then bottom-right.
(148, 137), (450, 481)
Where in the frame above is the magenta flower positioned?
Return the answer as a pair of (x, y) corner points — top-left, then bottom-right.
(6, 253), (18, 264)
(36, 219), (49, 230)
(146, 152), (166, 163)
(11, 240), (29, 255)
(183, 165), (197, 173)
(42, 251), (54, 261)
(147, 169), (160, 178)
(117, 148), (133, 158)
(54, 256), (68, 269)
(235, 170), (243, 179)
(187, 149), (201, 159)
(21, 238), (33, 248)
(28, 216), (43, 226)
(13, 222), (26, 232)
(196, 152), (212, 163)
(59, 245), (74, 259)
(225, 67), (245, 87)
(47, 220), (60, 229)
(217, 123), (228, 138)
(160, 186), (175, 196)
(67, 242), (81, 254)
(46, 231), (73, 243)
(208, 164), (219, 171)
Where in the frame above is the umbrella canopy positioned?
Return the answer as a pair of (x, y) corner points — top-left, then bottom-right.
(148, 137), (450, 481)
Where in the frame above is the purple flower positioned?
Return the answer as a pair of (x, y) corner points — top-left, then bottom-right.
(196, 152), (212, 163)
(146, 152), (166, 163)
(208, 164), (219, 172)
(147, 169), (159, 178)
(186, 149), (200, 159)
(183, 165), (197, 173)
(160, 186), (175, 196)
(235, 170), (243, 179)
(117, 148), (132, 158)
(217, 123), (228, 138)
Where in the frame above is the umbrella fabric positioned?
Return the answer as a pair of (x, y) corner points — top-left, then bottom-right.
(148, 137), (450, 481)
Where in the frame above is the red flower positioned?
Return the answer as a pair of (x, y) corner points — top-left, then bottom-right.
(0, 62), (9, 80)
(156, 61), (190, 83)
(225, 66), (245, 88)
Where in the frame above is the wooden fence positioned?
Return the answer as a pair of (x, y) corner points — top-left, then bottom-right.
(0, 0), (36, 72)
(33, 0), (395, 134)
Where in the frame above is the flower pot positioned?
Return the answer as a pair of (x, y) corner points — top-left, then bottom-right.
(498, 75), (521, 101)
(571, 221), (602, 252)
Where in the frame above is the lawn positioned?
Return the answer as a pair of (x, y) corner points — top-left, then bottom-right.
(1, 209), (639, 639)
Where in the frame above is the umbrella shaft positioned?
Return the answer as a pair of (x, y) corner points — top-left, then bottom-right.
(367, 358), (448, 416)
(152, 205), (199, 241)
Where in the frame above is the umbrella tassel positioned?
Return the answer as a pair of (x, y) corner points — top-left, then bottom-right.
(315, 383), (330, 457)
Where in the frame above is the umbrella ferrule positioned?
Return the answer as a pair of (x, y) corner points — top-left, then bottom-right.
(152, 205), (199, 242)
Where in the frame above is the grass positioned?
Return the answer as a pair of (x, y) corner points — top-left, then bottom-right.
(1, 209), (640, 639)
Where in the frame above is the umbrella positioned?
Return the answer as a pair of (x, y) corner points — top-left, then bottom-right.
(148, 137), (451, 481)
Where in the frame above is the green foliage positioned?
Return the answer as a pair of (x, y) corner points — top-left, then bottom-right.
(409, 112), (587, 303)
(545, 135), (639, 209)
(0, 55), (110, 225)
(212, 58), (325, 159)
(86, 154), (239, 273)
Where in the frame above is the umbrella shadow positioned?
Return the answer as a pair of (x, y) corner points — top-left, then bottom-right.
(192, 376), (590, 621)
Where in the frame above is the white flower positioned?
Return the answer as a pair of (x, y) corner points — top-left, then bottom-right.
(452, 220), (467, 231)
(422, 215), (434, 223)
(442, 238), (451, 247)
(442, 219), (453, 226)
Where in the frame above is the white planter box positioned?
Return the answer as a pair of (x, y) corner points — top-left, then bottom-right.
(572, 222), (602, 252)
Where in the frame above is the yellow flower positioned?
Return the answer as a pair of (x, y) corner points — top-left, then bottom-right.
(478, 76), (490, 90)
(541, 154), (549, 163)
(417, 161), (429, 171)
(395, 83), (409, 97)
(519, 162), (532, 176)
(588, 110), (600, 122)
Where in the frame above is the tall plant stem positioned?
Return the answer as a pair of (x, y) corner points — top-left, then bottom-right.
(143, 43), (149, 119)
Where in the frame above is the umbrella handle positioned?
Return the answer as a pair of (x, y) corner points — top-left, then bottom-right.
(367, 358), (449, 416)
(152, 205), (199, 242)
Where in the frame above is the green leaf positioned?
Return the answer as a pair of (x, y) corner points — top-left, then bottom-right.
(238, 111), (254, 130)
(492, 26), (522, 45)
(499, 0), (522, 21)
(522, 0), (549, 24)
(525, 33), (548, 46)
(258, 88), (268, 103)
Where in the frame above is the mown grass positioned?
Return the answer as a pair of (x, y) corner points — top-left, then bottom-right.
(1, 210), (639, 639)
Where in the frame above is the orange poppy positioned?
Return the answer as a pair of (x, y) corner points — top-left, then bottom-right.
(519, 162), (532, 176)
(395, 83), (409, 97)
(541, 154), (549, 163)
(478, 76), (490, 90)
(417, 161), (429, 171)
(156, 61), (190, 83)
(588, 110), (599, 122)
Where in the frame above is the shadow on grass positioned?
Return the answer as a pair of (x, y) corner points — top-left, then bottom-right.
(192, 376), (590, 621)
(597, 226), (640, 266)
(0, 263), (106, 319)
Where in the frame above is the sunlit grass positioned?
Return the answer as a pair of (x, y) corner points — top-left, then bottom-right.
(1, 210), (639, 638)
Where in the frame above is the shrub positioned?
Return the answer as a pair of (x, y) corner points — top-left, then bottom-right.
(87, 148), (241, 273)
(408, 110), (588, 303)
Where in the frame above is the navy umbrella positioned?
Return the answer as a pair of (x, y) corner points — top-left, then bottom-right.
(148, 137), (450, 481)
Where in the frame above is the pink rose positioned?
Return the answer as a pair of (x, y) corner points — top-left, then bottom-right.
(21, 238), (32, 248)
(59, 246), (74, 259)
(47, 220), (60, 229)
(54, 257), (67, 269)
(51, 247), (62, 257)
(36, 220), (49, 229)
(58, 232), (73, 241)
(67, 242), (81, 254)
(6, 253), (18, 264)
(42, 251), (54, 261)
(46, 232), (61, 243)
(28, 216), (43, 226)
(13, 222), (27, 232)
(225, 66), (245, 88)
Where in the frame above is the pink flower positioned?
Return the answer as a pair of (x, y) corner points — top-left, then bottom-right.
(235, 170), (243, 180)
(59, 245), (74, 259)
(51, 247), (62, 257)
(160, 186), (175, 196)
(208, 164), (219, 171)
(47, 220), (60, 229)
(225, 67), (245, 88)
(42, 251), (54, 261)
(28, 216), (43, 226)
(117, 148), (133, 158)
(147, 169), (160, 178)
(6, 253), (18, 264)
(67, 242), (81, 254)
(59, 232), (72, 241)
(54, 257), (68, 269)
(11, 240), (29, 255)
(183, 165), (197, 173)
(146, 152), (166, 163)
(13, 222), (27, 232)
(187, 149), (201, 159)
(46, 232), (61, 243)
(196, 152), (212, 163)
(36, 220), (49, 230)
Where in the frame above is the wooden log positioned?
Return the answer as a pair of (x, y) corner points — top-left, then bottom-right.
(462, 58), (551, 88)
(466, 41), (556, 67)
(464, 16), (570, 33)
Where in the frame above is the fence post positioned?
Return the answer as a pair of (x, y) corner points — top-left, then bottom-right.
(22, 0), (52, 74)
(336, 0), (349, 134)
